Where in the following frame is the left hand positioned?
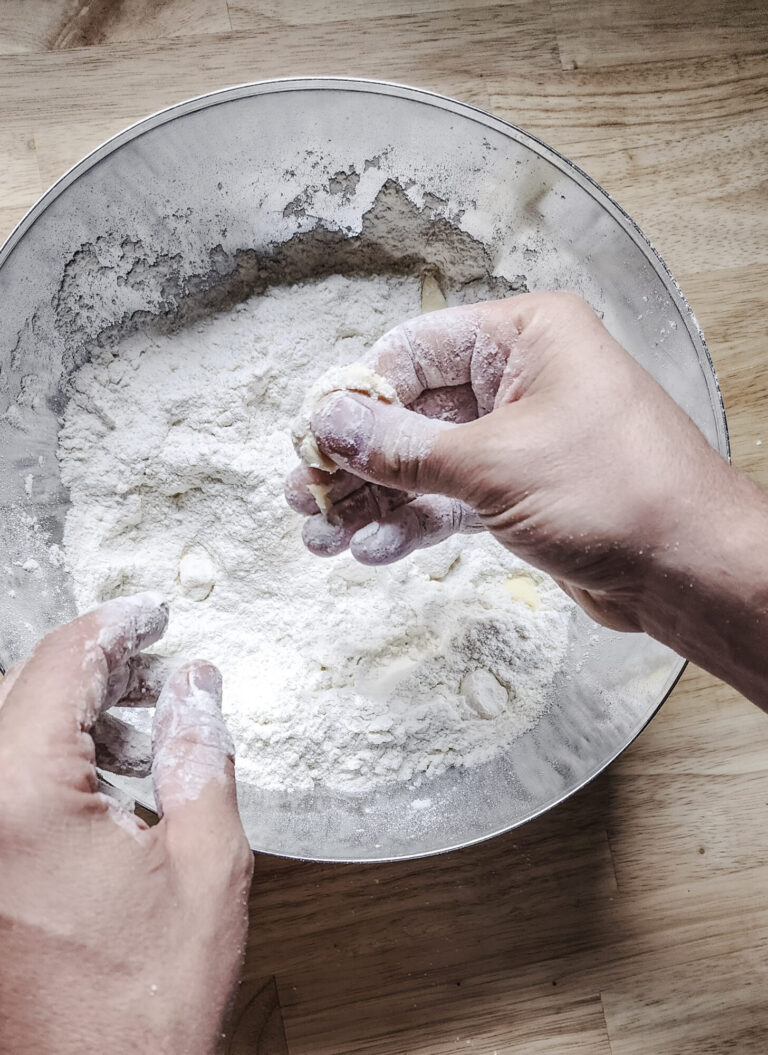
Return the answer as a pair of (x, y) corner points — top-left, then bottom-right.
(0, 594), (253, 1055)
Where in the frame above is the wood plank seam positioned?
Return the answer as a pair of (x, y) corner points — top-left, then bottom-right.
(225, 973), (289, 1053)
(603, 820), (622, 895)
(599, 990), (616, 1055)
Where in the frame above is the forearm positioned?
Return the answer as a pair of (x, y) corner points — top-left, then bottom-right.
(639, 461), (768, 708)
(0, 1005), (220, 1055)
(0, 959), (220, 1055)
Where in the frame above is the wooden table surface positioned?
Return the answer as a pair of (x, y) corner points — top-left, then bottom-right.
(2, 2), (767, 1051)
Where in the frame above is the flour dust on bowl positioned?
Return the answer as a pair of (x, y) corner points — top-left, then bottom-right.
(0, 79), (726, 862)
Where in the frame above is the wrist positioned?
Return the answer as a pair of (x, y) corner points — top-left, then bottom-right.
(636, 458), (768, 706)
(0, 954), (220, 1055)
(3, 1017), (218, 1055)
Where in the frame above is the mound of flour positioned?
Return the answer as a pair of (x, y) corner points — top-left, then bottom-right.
(58, 274), (573, 793)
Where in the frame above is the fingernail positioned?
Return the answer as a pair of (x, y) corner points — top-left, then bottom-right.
(351, 521), (408, 565)
(311, 392), (374, 460)
(127, 590), (167, 610)
(352, 521), (381, 544)
(109, 591), (168, 624)
(188, 662), (223, 705)
(96, 592), (169, 654)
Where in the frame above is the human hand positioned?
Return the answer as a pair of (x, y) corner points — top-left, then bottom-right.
(286, 291), (730, 632)
(0, 594), (253, 1055)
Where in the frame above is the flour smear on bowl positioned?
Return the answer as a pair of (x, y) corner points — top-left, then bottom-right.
(58, 274), (574, 792)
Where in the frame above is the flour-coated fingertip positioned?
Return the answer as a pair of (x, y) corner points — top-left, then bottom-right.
(310, 391), (374, 463)
(94, 591), (169, 655)
(302, 514), (349, 556)
(101, 589), (168, 616)
(284, 468), (318, 514)
(186, 660), (223, 704)
(350, 520), (413, 565)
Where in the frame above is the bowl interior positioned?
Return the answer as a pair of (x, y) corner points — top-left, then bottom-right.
(0, 80), (724, 861)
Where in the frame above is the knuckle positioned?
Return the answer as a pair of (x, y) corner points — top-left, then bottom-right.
(544, 289), (590, 315)
(200, 827), (253, 889)
(370, 321), (411, 361)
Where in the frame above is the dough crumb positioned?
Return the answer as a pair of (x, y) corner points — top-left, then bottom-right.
(178, 548), (216, 601)
(461, 668), (509, 719)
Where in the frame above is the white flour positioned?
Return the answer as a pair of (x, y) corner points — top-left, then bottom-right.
(58, 274), (574, 793)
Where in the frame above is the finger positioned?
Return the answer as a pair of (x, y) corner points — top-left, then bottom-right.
(365, 307), (479, 402)
(284, 463), (366, 516)
(365, 304), (513, 413)
(310, 390), (466, 494)
(349, 496), (483, 565)
(301, 514), (349, 556)
(152, 661), (239, 829)
(301, 482), (410, 556)
(0, 592), (168, 751)
(91, 656), (176, 779)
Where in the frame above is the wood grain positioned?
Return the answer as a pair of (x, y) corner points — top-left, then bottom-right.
(0, 126), (42, 209)
(228, 0), (503, 30)
(551, 0), (768, 70)
(0, 205), (30, 241)
(678, 264), (768, 486)
(487, 52), (768, 275)
(225, 975), (289, 1055)
(0, 0), (231, 53)
(1, 1), (767, 1052)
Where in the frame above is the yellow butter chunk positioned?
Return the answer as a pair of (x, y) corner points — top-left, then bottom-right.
(503, 575), (540, 611)
(420, 273), (446, 313)
(307, 481), (333, 516)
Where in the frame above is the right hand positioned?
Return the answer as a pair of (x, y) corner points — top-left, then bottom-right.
(286, 291), (730, 632)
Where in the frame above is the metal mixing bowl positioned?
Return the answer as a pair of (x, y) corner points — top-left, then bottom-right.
(0, 78), (727, 861)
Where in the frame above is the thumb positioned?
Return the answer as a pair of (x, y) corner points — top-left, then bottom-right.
(310, 390), (475, 496)
(151, 661), (247, 854)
